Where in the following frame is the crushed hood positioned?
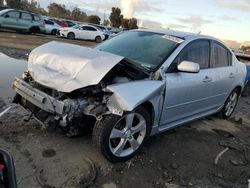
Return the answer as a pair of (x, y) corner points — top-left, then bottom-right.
(28, 41), (124, 92)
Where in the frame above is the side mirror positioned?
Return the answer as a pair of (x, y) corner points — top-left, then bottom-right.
(0, 149), (17, 188)
(4, 15), (9, 18)
(177, 60), (200, 73)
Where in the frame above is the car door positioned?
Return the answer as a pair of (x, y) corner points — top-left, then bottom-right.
(87, 26), (98, 40)
(160, 40), (215, 127)
(20, 12), (33, 30)
(1, 10), (21, 29)
(208, 41), (235, 107)
(77, 26), (90, 39)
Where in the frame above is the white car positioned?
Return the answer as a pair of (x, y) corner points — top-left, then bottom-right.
(58, 24), (105, 43)
(43, 19), (62, 35)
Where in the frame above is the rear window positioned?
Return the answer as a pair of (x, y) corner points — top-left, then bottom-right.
(21, 12), (32, 20)
(211, 42), (231, 68)
(34, 15), (41, 21)
(44, 20), (54, 25)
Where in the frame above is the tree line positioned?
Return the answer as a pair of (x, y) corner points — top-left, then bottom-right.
(1, 0), (138, 29)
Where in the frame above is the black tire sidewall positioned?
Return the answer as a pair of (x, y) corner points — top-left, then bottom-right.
(51, 29), (57, 35)
(68, 32), (75, 40)
(95, 36), (101, 43)
(221, 89), (240, 119)
(94, 107), (151, 162)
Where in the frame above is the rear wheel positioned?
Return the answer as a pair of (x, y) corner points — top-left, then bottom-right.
(93, 107), (151, 162)
(29, 27), (40, 34)
(51, 29), (57, 35)
(67, 32), (75, 40)
(95, 36), (102, 43)
(220, 89), (240, 119)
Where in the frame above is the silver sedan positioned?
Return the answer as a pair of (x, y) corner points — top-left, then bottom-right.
(13, 30), (247, 162)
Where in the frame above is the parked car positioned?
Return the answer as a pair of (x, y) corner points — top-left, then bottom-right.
(63, 20), (76, 27)
(0, 9), (45, 33)
(58, 24), (105, 43)
(43, 19), (62, 35)
(88, 23), (111, 40)
(0, 149), (17, 188)
(49, 19), (68, 27)
(12, 30), (246, 162)
(236, 53), (250, 96)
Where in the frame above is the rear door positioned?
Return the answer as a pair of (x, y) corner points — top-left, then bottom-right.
(160, 40), (215, 127)
(20, 12), (33, 30)
(208, 41), (235, 107)
(1, 10), (21, 29)
(77, 26), (90, 39)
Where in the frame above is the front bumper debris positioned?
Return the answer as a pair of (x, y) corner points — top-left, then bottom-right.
(12, 77), (64, 115)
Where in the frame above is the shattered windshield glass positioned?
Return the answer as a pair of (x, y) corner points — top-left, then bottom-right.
(96, 31), (180, 70)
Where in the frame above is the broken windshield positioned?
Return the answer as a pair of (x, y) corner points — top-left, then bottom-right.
(96, 31), (180, 70)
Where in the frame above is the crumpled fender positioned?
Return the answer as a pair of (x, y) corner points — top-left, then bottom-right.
(105, 80), (165, 115)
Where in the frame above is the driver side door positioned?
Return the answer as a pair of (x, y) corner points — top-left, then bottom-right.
(160, 40), (215, 129)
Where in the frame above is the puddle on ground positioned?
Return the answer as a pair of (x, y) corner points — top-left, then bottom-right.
(0, 53), (27, 106)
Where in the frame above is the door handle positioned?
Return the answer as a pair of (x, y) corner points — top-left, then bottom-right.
(203, 76), (212, 83)
(229, 73), (234, 78)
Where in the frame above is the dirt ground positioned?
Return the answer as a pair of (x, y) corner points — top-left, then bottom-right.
(0, 30), (250, 188)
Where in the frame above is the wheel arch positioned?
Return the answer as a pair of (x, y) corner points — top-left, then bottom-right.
(234, 85), (242, 94)
(139, 101), (155, 127)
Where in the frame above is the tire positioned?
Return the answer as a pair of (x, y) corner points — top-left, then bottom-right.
(220, 88), (240, 119)
(67, 32), (75, 40)
(95, 36), (102, 43)
(51, 29), (57, 35)
(93, 107), (151, 162)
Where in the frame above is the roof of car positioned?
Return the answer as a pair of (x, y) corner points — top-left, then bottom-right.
(137, 29), (214, 40)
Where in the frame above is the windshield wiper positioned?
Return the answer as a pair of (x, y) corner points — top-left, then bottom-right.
(124, 58), (151, 74)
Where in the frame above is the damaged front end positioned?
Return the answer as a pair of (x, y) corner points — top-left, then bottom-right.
(12, 41), (164, 137)
(12, 59), (153, 137)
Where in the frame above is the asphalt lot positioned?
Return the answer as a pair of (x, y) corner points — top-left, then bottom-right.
(0, 29), (96, 51)
(0, 30), (250, 188)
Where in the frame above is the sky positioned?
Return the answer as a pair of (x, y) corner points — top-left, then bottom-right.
(36, 0), (250, 43)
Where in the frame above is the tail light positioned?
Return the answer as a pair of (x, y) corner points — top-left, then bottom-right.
(0, 164), (4, 171)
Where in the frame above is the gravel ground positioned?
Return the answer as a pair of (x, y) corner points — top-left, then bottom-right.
(0, 33), (250, 188)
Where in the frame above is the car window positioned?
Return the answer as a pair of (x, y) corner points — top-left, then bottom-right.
(84, 26), (97, 31)
(44, 20), (54, 25)
(5, 11), (20, 18)
(211, 42), (231, 68)
(96, 31), (180, 70)
(177, 40), (210, 69)
(34, 15), (41, 21)
(21, 12), (32, 20)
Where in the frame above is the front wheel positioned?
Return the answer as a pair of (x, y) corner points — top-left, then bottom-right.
(67, 32), (75, 40)
(93, 107), (151, 162)
(220, 89), (240, 119)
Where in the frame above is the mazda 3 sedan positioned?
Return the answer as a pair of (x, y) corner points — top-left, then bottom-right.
(12, 29), (247, 162)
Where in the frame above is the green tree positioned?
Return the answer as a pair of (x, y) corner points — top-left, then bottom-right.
(103, 20), (110, 26)
(109, 7), (123, 27)
(71, 7), (88, 22)
(88, 15), (101, 24)
(128, 18), (138, 29)
(121, 18), (129, 29)
(6, 0), (22, 8)
(47, 3), (71, 19)
(21, 0), (47, 15)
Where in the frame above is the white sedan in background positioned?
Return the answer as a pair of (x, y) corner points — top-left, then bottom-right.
(58, 24), (105, 43)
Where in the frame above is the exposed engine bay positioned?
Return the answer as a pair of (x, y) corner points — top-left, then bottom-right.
(13, 59), (151, 137)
